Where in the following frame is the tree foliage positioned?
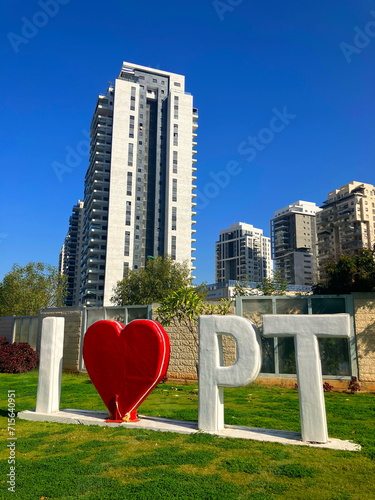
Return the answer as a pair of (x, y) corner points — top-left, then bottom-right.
(0, 262), (67, 317)
(110, 255), (192, 306)
(156, 287), (232, 331)
(155, 287), (233, 347)
(313, 247), (375, 294)
(233, 272), (288, 297)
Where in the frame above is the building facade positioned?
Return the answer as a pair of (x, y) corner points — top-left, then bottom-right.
(80, 62), (197, 306)
(317, 181), (375, 279)
(60, 200), (84, 306)
(271, 200), (321, 286)
(216, 222), (272, 283)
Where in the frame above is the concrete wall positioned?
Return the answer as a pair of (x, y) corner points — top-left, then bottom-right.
(353, 293), (375, 382)
(0, 316), (14, 343)
(39, 308), (83, 372)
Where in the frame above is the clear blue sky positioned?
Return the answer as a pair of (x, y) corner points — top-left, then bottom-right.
(1, 0), (374, 284)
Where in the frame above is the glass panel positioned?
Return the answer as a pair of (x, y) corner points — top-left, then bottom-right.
(106, 308), (125, 323)
(13, 318), (21, 342)
(127, 307), (149, 322)
(312, 298), (346, 314)
(242, 298), (272, 328)
(261, 337), (275, 373)
(28, 317), (39, 349)
(241, 299), (275, 373)
(20, 319), (29, 342)
(319, 338), (350, 376)
(86, 309), (105, 328)
(278, 337), (296, 374)
(276, 298), (308, 315)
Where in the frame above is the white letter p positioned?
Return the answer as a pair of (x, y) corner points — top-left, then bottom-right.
(198, 315), (261, 432)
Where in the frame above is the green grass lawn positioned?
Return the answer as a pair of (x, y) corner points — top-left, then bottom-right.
(0, 371), (374, 500)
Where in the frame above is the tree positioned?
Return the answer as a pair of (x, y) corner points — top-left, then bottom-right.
(110, 255), (192, 306)
(0, 262), (67, 317)
(258, 272), (287, 295)
(233, 272), (287, 297)
(313, 247), (375, 295)
(155, 287), (233, 375)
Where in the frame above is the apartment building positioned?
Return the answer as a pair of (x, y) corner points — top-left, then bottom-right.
(317, 181), (375, 279)
(216, 222), (272, 283)
(271, 200), (321, 286)
(59, 200), (84, 306)
(79, 62), (197, 306)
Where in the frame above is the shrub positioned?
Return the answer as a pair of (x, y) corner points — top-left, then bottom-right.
(0, 336), (8, 346)
(0, 341), (39, 373)
(348, 376), (361, 393)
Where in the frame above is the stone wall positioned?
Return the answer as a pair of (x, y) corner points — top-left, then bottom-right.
(164, 322), (237, 381)
(0, 316), (14, 343)
(353, 293), (375, 382)
(165, 324), (198, 380)
(39, 308), (83, 372)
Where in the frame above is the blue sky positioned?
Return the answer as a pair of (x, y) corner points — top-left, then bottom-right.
(1, 0), (374, 284)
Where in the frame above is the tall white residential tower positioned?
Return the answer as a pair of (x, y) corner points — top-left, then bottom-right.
(216, 222), (272, 283)
(317, 181), (375, 280)
(60, 200), (85, 307)
(271, 201), (321, 286)
(80, 62), (197, 306)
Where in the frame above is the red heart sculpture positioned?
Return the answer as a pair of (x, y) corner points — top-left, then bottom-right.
(83, 319), (170, 422)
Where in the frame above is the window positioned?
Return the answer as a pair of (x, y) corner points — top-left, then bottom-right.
(174, 82), (181, 87)
(125, 201), (131, 226)
(171, 236), (176, 260)
(173, 151), (178, 173)
(172, 207), (177, 230)
(174, 95), (179, 119)
(128, 143), (134, 166)
(172, 179), (177, 202)
(129, 116), (135, 138)
(130, 87), (136, 110)
(173, 124), (178, 146)
(126, 172), (132, 196)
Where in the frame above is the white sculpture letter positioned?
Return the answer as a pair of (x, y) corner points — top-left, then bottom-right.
(36, 317), (65, 413)
(198, 315), (261, 432)
(263, 314), (351, 443)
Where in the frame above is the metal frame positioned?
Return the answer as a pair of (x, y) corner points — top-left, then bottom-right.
(235, 294), (358, 379)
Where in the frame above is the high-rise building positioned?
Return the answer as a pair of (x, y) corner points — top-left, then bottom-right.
(60, 200), (84, 306)
(271, 201), (321, 286)
(216, 222), (272, 283)
(80, 62), (197, 306)
(317, 181), (375, 279)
